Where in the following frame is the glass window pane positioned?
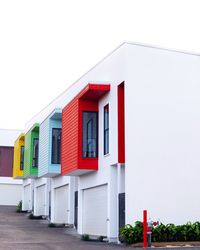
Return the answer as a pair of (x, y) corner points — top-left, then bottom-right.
(52, 128), (62, 164)
(104, 104), (109, 155)
(82, 112), (98, 158)
(20, 146), (24, 170)
(32, 138), (39, 167)
(104, 104), (109, 129)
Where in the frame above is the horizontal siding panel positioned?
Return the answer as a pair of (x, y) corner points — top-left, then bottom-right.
(48, 118), (62, 175)
(30, 129), (39, 176)
(13, 135), (24, 178)
(13, 140), (19, 178)
(61, 84), (110, 175)
(24, 130), (31, 177)
(38, 118), (49, 177)
(62, 98), (79, 175)
(38, 111), (62, 177)
(24, 125), (39, 177)
(62, 139), (78, 148)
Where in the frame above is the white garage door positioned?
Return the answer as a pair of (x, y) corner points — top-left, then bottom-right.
(83, 184), (108, 236)
(54, 185), (68, 224)
(0, 184), (22, 206)
(36, 184), (45, 216)
(24, 184), (31, 210)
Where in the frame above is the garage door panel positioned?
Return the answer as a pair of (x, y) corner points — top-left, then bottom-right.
(83, 184), (107, 236)
(24, 184), (31, 210)
(36, 184), (45, 216)
(54, 185), (68, 224)
(24, 185), (30, 210)
(0, 184), (22, 206)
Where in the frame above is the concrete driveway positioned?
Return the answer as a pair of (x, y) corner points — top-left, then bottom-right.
(0, 206), (128, 250)
(1, 206), (200, 250)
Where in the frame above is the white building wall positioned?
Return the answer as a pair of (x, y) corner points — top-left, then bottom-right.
(125, 44), (200, 224)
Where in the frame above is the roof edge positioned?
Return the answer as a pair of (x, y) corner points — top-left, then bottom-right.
(25, 41), (200, 128)
(124, 41), (200, 57)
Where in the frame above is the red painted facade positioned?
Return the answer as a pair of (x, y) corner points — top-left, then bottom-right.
(118, 82), (125, 163)
(62, 84), (110, 176)
(62, 98), (79, 174)
(0, 146), (14, 177)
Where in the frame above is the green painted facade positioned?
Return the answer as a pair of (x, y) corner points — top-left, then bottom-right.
(24, 123), (39, 178)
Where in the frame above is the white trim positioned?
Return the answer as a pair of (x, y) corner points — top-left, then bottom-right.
(0, 177), (22, 185)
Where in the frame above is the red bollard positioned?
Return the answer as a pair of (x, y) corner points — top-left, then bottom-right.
(143, 210), (147, 248)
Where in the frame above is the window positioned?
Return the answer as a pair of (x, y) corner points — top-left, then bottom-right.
(32, 138), (39, 167)
(20, 146), (24, 170)
(52, 128), (62, 164)
(82, 111), (98, 158)
(104, 104), (109, 155)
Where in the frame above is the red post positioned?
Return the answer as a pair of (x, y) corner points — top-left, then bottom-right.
(143, 210), (147, 248)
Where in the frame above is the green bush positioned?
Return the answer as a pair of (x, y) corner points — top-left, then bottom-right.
(119, 221), (200, 245)
(28, 213), (43, 220)
(119, 221), (143, 244)
(28, 213), (34, 219)
(48, 223), (56, 227)
(81, 234), (90, 241)
(152, 223), (176, 242)
(48, 223), (66, 228)
(16, 200), (22, 213)
(98, 236), (105, 242)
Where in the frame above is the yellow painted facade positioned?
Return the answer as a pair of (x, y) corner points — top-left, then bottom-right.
(13, 133), (25, 179)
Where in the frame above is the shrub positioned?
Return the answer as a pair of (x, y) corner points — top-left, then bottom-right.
(48, 223), (66, 228)
(152, 223), (176, 242)
(16, 200), (22, 213)
(98, 236), (104, 242)
(48, 223), (56, 227)
(119, 221), (200, 245)
(119, 221), (143, 244)
(28, 213), (43, 220)
(81, 234), (90, 241)
(28, 213), (34, 219)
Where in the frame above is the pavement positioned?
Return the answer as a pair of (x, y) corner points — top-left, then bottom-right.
(1, 206), (200, 250)
(0, 206), (128, 250)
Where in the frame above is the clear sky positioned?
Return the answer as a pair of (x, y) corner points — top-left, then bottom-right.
(1, 0), (200, 130)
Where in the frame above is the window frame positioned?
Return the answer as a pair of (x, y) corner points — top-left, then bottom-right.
(20, 145), (24, 170)
(104, 104), (109, 155)
(82, 111), (98, 158)
(51, 128), (62, 165)
(32, 138), (39, 168)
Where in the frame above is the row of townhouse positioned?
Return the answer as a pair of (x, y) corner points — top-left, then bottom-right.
(0, 129), (22, 206)
(12, 42), (200, 242)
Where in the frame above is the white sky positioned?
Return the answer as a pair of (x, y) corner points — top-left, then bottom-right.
(1, 0), (200, 130)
